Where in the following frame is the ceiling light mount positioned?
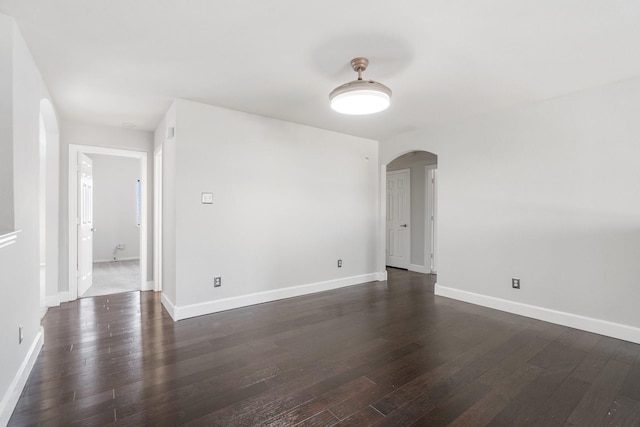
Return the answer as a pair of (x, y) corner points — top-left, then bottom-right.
(351, 57), (369, 80)
(330, 57), (391, 115)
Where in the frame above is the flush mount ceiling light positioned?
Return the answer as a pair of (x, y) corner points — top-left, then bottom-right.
(329, 57), (392, 115)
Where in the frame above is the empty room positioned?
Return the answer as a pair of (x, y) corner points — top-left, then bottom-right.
(1, 1), (639, 426)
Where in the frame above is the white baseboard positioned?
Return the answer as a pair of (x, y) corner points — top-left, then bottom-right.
(45, 294), (59, 307)
(45, 291), (69, 307)
(435, 285), (640, 344)
(78, 279), (90, 298)
(409, 264), (432, 274)
(0, 327), (44, 426)
(59, 291), (70, 304)
(377, 271), (388, 281)
(161, 293), (176, 320)
(169, 273), (378, 321)
(94, 257), (140, 263)
(143, 281), (154, 291)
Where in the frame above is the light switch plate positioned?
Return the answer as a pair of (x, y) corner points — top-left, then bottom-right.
(201, 193), (213, 204)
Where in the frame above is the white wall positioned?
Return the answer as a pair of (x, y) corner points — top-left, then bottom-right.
(0, 15), (55, 423)
(60, 122), (154, 291)
(88, 154), (140, 262)
(381, 76), (640, 342)
(159, 99), (379, 319)
(0, 15), (14, 233)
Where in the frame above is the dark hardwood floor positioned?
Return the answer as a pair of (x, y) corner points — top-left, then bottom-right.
(9, 269), (640, 426)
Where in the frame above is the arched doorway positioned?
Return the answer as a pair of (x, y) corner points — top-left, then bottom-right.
(385, 150), (437, 275)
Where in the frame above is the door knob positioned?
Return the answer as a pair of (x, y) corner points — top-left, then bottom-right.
(400, 224), (408, 228)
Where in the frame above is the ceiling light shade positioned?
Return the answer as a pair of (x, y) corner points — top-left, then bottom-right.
(330, 57), (391, 115)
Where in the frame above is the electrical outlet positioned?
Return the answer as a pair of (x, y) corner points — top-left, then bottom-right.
(337, 259), (342, 268)
(214, 276), (222, 287)
(512, 278), (520, 289)
(201, 193), (214, 204)
(18, 325), (23, 344)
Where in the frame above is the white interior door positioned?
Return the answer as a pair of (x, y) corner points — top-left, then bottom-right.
(386, 169), (410, 269)
(78, 153), (94, 296)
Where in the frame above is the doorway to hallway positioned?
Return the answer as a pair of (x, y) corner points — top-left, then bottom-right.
(385, 150), (438, 274)
(68, 144), (149, 300)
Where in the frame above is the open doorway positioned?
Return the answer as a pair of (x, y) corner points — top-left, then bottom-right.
(81, 154), (142, 297)
(386, 151), (438, 274)
(68, 144), (148, 300)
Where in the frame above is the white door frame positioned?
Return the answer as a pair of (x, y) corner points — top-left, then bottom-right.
(378, 164), (388, 280)
(77, 153), (94, 297)
(153, 148), (163, 292)
(38, 114), (47, 312)
(425, 165), (438, 273)
(68, 144), (148, 300)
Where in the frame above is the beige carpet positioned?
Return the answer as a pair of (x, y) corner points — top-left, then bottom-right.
(81, 259), (140, 298)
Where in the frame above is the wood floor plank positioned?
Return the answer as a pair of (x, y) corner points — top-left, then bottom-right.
(9, 269), (640, 426)
(620, 363), (640, 401)
(529, 377), (590, 427)
(409, 380), (490, 426)
(566, 359), (631, 427)
(336, 406), (384, 426)
(527, 338), (588, 372)
(570, 336), (622, 384)
(294, 410), (340, 427)
(612, 341), (640, 365)
(601, 396), (640, 426)
(446, 393), (508, 427)
(485, 362), (583, 425)
(262, 376), (375, 426)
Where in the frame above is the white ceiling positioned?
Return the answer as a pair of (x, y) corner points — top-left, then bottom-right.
(2, 0), (639, 140)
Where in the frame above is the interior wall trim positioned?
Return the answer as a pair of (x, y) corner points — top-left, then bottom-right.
(161, 293), (177, 320)
(0, 327), (44, 426)
(45, 291), (70, 307)
(166, 273), (379, 321)
(58, 291), (70, 304)
(408, 264), (431, 274)
(44, 294), (59, 307)
(435, 284), (640, 344)
(93, 257), (140, 263)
